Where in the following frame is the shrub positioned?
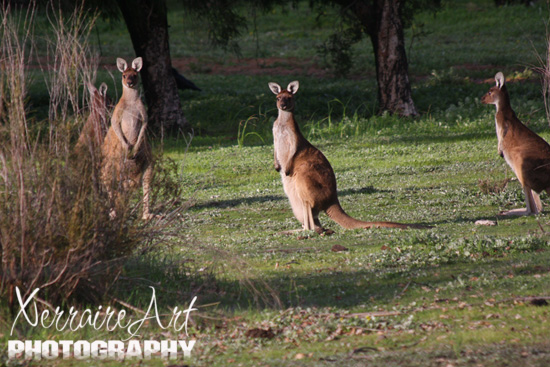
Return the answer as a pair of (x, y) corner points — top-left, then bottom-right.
(0, 3), (145, 307)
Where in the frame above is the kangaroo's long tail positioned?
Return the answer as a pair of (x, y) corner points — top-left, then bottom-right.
(325, 202), (419, 229)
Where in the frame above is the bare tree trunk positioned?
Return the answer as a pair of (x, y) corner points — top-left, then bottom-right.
(356, 0), (417, 116)
(115, 0), (186, 133)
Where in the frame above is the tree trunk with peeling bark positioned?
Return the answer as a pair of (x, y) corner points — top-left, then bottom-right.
(115, 0), (186, 133)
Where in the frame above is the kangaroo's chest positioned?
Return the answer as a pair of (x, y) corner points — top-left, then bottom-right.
(273, 122), (297, 173)
(121, 104), (144, 144)
(495, 118), (505, 147)
(495, 117), (519, 175)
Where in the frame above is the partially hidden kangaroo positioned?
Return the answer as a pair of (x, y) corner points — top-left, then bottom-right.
(482, 72), (550, 216)
(101, 57), (153, 220)
(269, 81), (420, 234)
(75, 82), (111, 155)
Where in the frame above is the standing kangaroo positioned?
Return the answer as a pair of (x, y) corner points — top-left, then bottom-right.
(269, 81), (417, 234)
(482, 72), (550, 215)
(75, 82), (111, 155)
(101, 57), (153, 220)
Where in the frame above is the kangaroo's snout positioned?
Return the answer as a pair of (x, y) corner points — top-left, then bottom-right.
(279, 98), (291, 110)
(276, 92), (295, 112)
(123, 72), (139, 88)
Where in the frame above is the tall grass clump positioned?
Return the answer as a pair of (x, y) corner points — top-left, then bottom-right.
(0, 3), (146, 309)
(44, 2), (100, 150)
(534, 1), (550, 128)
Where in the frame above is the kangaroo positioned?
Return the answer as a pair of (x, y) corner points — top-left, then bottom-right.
(75, 82), (111, 155)
(101, 57), (153, 220)
(482, 72), (550, 216)
(268, 81), (418, 234)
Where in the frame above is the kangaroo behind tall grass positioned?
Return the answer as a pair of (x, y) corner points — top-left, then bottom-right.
(101, 57), (153, 220)
(75, 82), (111, 156)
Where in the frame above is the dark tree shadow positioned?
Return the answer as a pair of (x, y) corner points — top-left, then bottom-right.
(192, 194), (285, 210)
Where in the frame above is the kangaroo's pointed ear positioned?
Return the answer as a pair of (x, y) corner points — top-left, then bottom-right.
(287, 81), (299, 94)
(87, 82), (97, 95)
(99, 83), (108, 96)
(268, 82), (281, 95)
(132, 57), (143, 72)
(495, 72), (505, 89)
(117, 58), (127, 73)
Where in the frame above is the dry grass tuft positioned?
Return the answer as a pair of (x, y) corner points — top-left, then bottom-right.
(0, 3), (154, 308)
(477, 178), (511, 195)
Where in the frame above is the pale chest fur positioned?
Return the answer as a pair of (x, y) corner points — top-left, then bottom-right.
(495, 116), (516, 175)
(273, 117), (297, 175)
(120, 100), (145, 145)
(495, 117), (504, 155)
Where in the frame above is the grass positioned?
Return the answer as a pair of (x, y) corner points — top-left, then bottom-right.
(3, 0), (550, 366)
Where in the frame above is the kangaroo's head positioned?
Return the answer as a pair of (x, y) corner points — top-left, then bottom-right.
(268, 81), (299, 112)
(117, 57), (143, 89)
(481, 72), (510, 109)
(88, 82), (110, 112)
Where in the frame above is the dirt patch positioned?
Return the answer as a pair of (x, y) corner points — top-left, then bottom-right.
(171, 56), (331, 77)
(27, 55), (333, 78)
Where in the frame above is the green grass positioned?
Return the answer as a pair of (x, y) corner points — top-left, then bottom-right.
(4, 0), (550, 366)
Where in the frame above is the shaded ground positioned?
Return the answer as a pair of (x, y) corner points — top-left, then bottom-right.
(33, 55), (526, 85)
(26, 56), (330, 77)
(171, 56), (330, 77)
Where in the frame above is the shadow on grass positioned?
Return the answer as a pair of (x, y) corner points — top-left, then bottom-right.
(192, 194), (285, 210)
(190, 187), (391, 211)
(112, 249), (550, 312)
(427, 209), (550, 227)
(338, 186), (392, 196)
(311, 342), (550, 367)
(384, 131), (495, 146)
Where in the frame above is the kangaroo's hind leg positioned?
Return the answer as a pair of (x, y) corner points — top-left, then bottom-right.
(141, 162), (154, 220)
(499, 186), (541, 216)
(524, 186), (542, 214)
(300, 197), (331, 235)
(302, 201), (316, 231)
(312, 210), (332, 235)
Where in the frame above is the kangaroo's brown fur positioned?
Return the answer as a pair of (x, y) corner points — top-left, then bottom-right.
(269, 81), (418, 234)
(482, 72), (550, 216)
(75, 82), (111, 155)
(101, 57), (153, 220)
